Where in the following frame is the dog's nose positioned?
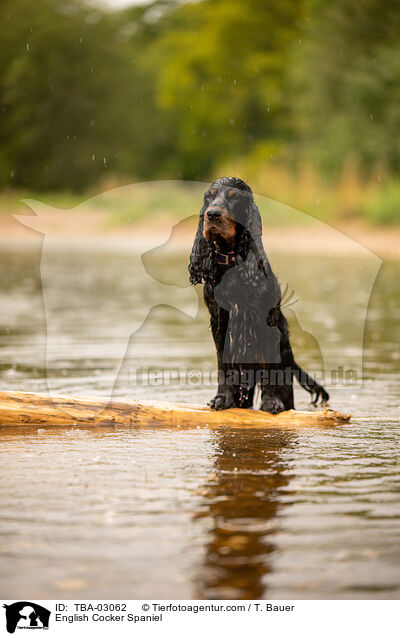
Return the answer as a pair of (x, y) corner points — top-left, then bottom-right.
(206, 207), (223, 220)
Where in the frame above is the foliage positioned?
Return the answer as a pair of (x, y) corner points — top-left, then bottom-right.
(147, 0), (303, 178)
(0, 0), (399, 222)
(292, 0), (400, 177)
(0, 0), (140, 189)
(363, 181), (400, 225)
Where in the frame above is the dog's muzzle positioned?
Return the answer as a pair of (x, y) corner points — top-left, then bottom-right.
(205, 206), (226, 221)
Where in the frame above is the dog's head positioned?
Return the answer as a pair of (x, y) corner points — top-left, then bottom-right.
(202, 177), (253, 247)
(189, 177), (270, 285)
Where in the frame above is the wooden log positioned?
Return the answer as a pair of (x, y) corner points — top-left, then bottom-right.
(0, 390), (351, 429)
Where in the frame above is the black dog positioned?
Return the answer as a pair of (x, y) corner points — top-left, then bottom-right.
(189, 177), (329, 413)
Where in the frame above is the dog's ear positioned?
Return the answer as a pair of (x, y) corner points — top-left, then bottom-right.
(188, 203), (213, 285)
(238, 199), (281, 301)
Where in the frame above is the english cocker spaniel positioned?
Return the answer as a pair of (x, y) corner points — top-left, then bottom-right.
(189, 177), (329, 413)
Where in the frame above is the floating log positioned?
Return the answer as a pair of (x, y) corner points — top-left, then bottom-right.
(0, 390), (351, 429)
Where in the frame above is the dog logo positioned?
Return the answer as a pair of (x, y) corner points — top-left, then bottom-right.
(14, 180), (381, 398)
(3, 602), (50, 634)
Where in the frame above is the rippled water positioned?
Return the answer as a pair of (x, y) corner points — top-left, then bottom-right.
(0, 241), (399, 599)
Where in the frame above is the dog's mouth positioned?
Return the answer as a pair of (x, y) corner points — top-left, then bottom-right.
(203, 224), (223, 241)
(204, 225), (236, 243)
(203, 211), (236, 242)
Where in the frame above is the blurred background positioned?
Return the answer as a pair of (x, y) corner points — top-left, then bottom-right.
(1, 0), (400, 229)
(1, 0), (400, 602)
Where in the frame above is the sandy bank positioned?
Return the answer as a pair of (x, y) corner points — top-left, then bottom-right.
(0, 210), (398, 261)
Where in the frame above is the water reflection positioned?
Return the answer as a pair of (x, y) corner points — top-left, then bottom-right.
(196, 428), (294, 599)
(0, 243), (399, 599)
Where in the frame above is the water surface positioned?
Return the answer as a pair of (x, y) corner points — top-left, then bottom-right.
(0, 241), (399, 599)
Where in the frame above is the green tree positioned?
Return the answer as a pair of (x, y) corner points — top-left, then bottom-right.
(292, 0), (400, 177)
(147, 0), (303, 178)
(0, 0), (142, 190)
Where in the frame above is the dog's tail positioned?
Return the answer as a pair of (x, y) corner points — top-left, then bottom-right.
(293, 363), (329, 405)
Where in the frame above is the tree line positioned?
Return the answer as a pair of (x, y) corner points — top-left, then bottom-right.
(1, 0), (399, 191)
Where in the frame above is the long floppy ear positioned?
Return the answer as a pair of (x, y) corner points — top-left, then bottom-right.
(188, 203), (213, 285)
(237, 199), (281, 302)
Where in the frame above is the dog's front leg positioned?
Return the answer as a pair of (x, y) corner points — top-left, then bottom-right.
(206, 301), (237, 410)
(208, 346), (237, 411)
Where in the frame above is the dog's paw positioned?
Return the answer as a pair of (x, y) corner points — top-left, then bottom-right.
(260, 396), (286, 414)
(208, 393), (235, 411)
(310, 384), (329, 406)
